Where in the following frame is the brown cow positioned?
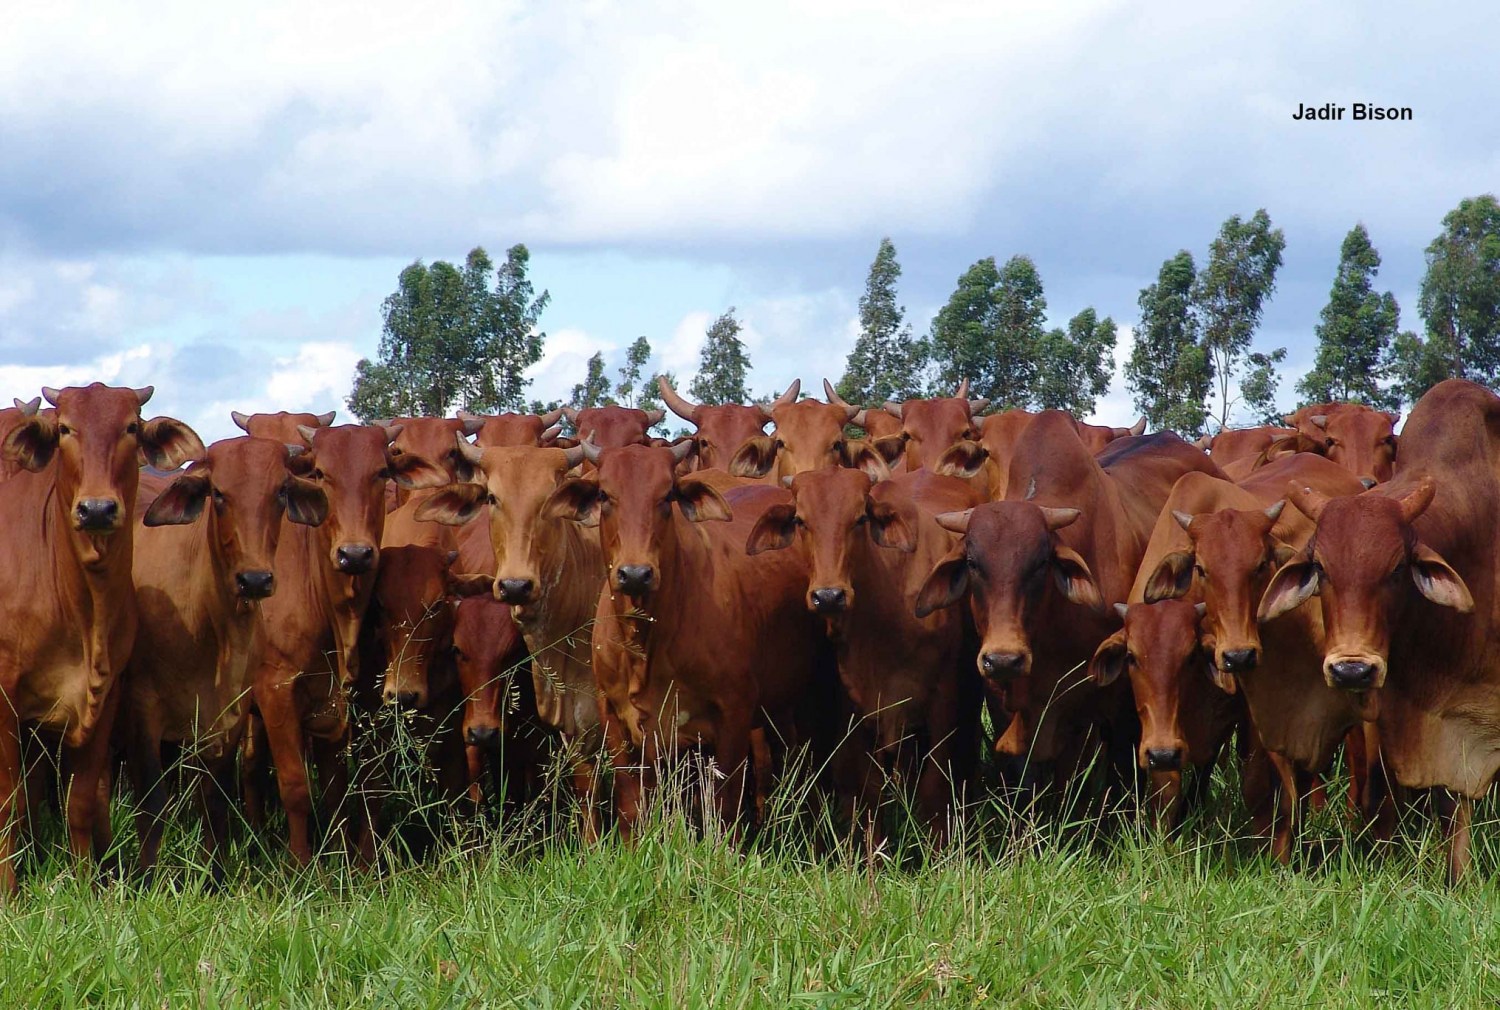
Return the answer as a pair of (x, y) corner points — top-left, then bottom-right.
(551, 440), (825, 835)
(940, 409), (1146, 501)
(562, 404), (667, 449)
(917, 416), (1217, 791)
(730, 380), (867, 480)
(658, 376), (779, 474)
(1141, 455), (1373, 859)
(0, 383), (202, 894)
(879, 379), (989, 471)
(1260, 379), (1498, 880)
(1283, 403), (1400, 484)
(125, 436), (326, 886)
(232, 408), (336, 440)
(417, 441), (608, 839)
(382, 416), (484, 507)
(747, 466), (981, 842)
(248, 421), (446, 864)
(467, 408), (565, 450)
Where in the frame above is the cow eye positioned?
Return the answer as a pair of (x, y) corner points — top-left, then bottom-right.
(390, 446), (404, 456)
(311, 468), (326, 481)
(378, 466), (393, 479)
(58, 424), (71, 436)
(212, 489), (225, 507)
(854, 514), (867, 525)
(832, 440), (845, 453)
(126, 422), (139, 435)
(1194, 564), (1208, 581)
(1125, 652), (1137, 667)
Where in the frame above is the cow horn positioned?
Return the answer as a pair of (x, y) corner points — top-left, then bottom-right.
(1264, 500), (1285, 522)
(41, 386), (61, 406)
(561, 406), (580, 423)
(658, 376), (700, 422)
(968, 398), (990, 415)
(538, 407), (563, 427)
(295, 425), (318, 445)
(580, 434), (603, 464)
(1194, 602), (1207, 617)
(955, 378), (970, 399)
(1281, 413), (1298, 426)
(851, 409), (869, 428)
(770, 379), (801, 410)
(644, 408), (666, 427)
(1024, 478), (1037, 501)
(1193, 433), (1212, 450)
(1173, 510), (1195, 531)
(1288, 483), (1332, 521)
(823, 379), (858, 421)
(455, 433), (483, 465)
(562, 444), (586, 469)
(1310, 415), (1329, 429)
(381, 424), (403, 443)
(782, 475), (794, 488)
(882, 401), (904, 419)
(365, 418), (391, 429)
(1128, 417), (1147, 437)
(1113, 602), (1129, 620)
(935, 509), (972, 534)
(13, 396), (39, 416)
(1359, 476), (1377, 490)
(1395, 478), (1436, 525)
(231, 409), (252, 432)
(539, 423), (563, 443)
(285, 443), (307, 457)
(1040, 506), (1081, 531)
(315, 410), (336, 426)
(132, 385), (154, 406)
(669, 437), (694, 464)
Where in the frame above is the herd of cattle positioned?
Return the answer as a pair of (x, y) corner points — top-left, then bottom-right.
(0, 371), (1496, 895)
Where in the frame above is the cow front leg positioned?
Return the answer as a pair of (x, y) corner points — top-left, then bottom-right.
(126, 721), (169, 887)
(63, 682), (120, 874)
(1266, 750), (1302, 865)
(257, 678), (316, 866)
(0, 703), (21, 897)
(1444, 791), (1474, 885)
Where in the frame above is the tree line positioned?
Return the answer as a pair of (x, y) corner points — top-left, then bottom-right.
(347, 194), (1500, 437)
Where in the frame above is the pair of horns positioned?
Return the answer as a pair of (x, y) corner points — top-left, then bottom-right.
(231, 409), (336, 432)
(1171, 500), (1285, 532)
(39, 385), (153, 408)
(932, 504), (1080, 535)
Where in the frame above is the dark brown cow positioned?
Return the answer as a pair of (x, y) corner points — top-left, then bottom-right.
(467, 408), (564, 450)
(248, 421), (446, 864)
(1141, 455), (1373, 859)
(550, 441), (824, 834)
(0, 383), (202, 894)
(563, 404), (666, 449)
(1260, 379), (1498, 880)
(658, 376), (775, 473)
(418, 441), (607, 839)
(1283, 403), (1400, 484)
(125, 436), (326, 885)
(747, 466), (981, 842)
(879, 380), (988, 471)
(917, 415), (1218, 788)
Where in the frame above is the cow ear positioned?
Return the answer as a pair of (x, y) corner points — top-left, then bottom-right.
(729, 435), (779, 479)
(1089, 629), (1129, 686)
(842, 442), (892, 482)
(543, 477), (601, 527)
(446, 572), (494, 598)
(143, 470), (213, 527)
(674, 475), (732, 523)
(933, 440), (987, 479)
(447, 448), (476, 484)
(746, 503), (797, 555)
(1052, 544), (1104, 612)
(1258, 560), (1319, 622)
(866, 496), (917, 553)
(3, 414), (59, 472)
(282, 475), (329, 527)
(1144, 551), (1195, 603)
(916, 547), (969, 618)
(1411, 542), (1474, 613)
(416, 483), (488, 527)
(389, 452), (449, 490)
(138, 417), (205, 470)
(869, 433), (908, 467)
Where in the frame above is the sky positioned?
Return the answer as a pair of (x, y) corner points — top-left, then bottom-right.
(1, 0), (1497, 443)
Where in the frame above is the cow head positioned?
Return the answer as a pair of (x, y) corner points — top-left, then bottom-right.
(561, 404), (665, 450)
(916, 500), (1102, 681)
(1144, 502), (1293, 684)
(882, 379), (987, 471)
(5, 384), (203, 535)
(746, 465), (915, 615)
(382, 416), (482, 485)
(1259, 479), (1471, 693)
(547, 441), (727, 598)
(372, 545), (458, 709)
(731, 381), (861, 479)
(451, 593), (526, 748)
(144, 436), (327, 600)
(1303, 406), (1399, 485)
(296, 424), (446, 575)
(1076, 417), (1146, 455)
(658, 376), (772, 472)
(472, 408), (564, 449)
(231, 408), (336, 441)
(417, 441), (586, 606)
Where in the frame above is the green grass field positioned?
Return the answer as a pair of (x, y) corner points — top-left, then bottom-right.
(3, 764), (1500, 1009)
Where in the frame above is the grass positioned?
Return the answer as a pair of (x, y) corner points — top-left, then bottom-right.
(5, 751), (1500, 1009)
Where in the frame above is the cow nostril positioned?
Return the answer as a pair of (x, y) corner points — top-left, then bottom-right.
(980, 652), (1027, 678)
(466, 726), (501, 748)
(395, 690), (420, 708)
(1146, 747), (1183, 771)
(75, 498), (120, 530)
(809, 587), (848, 612)
(616, 565), (653, 595)
(336, 543), (375, 574)
(1329, 660), (1376, 690)
(498, 578), (534, 603)
(1221, 648), (1258, 673)
(235, 570), (275, 599)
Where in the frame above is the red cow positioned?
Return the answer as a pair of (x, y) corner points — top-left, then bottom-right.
(729, 380), (866, 479)
(562, 405), (666, 449)
(1283, 403), (1400, 484)
(0, 384), (202, 894)
(467, 408), (565, 449)
(658, 377), (775, 473)
(879, 379), (989, 471)
(125, 436), (326, 885)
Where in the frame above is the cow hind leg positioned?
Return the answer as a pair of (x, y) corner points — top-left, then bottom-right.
(127, 731), (170, 888)
(0, 705), (21, 897)
(198, 760), (236, 892)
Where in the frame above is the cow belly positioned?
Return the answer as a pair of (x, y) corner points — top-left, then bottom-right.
(1381, 689), (1500, 798)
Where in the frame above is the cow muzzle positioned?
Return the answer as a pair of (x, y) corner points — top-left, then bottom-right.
(1218, 646), (1259, 674)
(234, 569), (276, 599)
(466, 725), (501, 748)
(808, 586), (851, 613)
(615, 564), (655, 596)
(383, 685), (427, 709)
(1325, 655), (1386, 692)
(497, 577), (535, 604)
(335, 542), (376, 574)
(979, 650), (1030, 680)
(1144, 746), (1184, 771)
(74, 497), (122, 532)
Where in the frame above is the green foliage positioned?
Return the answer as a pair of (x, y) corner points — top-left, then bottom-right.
(928, 255), (1045, 407)
(347, 244), (548, 420)
(1194, 210), (1287, 429)
(615, 336), (652, 407)
(1126, 252), (1212, 436)
(1391, 194), (1500, 404)
(1241, 346), (1289, 425)
(1298, 224), (1402, 409)
(837, 238), (928, 404)
(569, 351), (614, 410)
(1033, 308), (1117, 416)
(689, 308), (752, 405)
